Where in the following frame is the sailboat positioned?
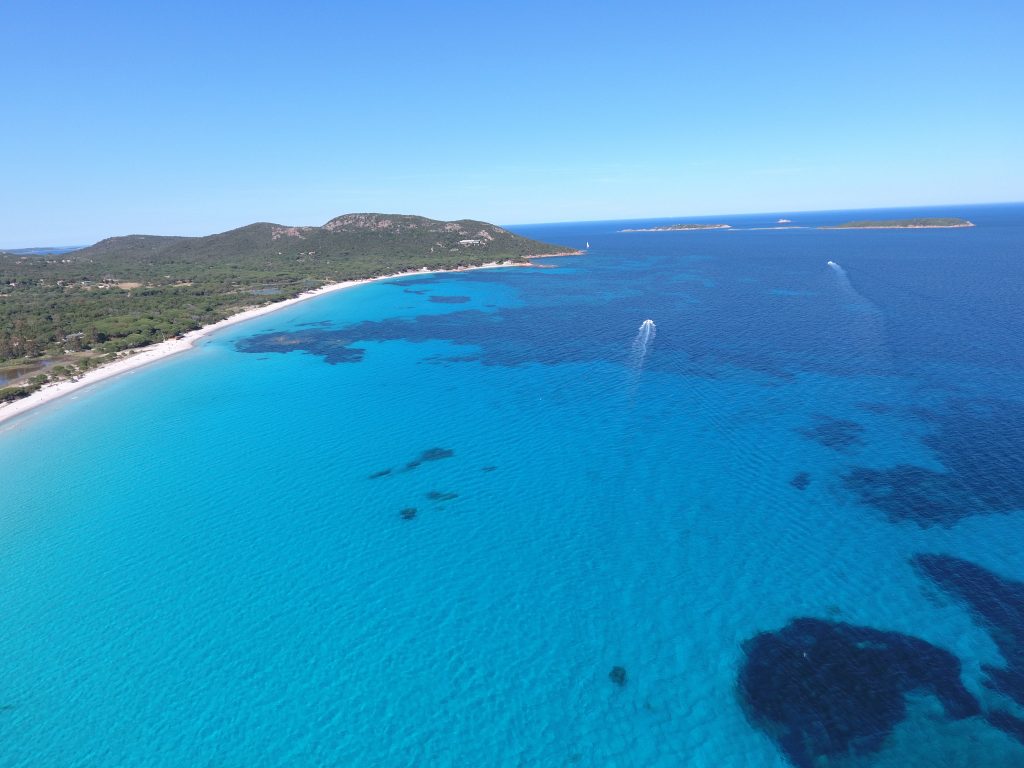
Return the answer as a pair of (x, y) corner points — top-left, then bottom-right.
(585, 241), (590, 248)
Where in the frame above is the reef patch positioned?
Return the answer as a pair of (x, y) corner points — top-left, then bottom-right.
(609, 666), (627, 687)
(427, 491), (458, 502)
(843, 398), (1024, 527)
(419, 447), (454, 462)
(913, 553), (1024, 741)
(738, 617), (978, 767)
(235, 329), (364, 364)
(789, 472), (811, 490)
(798, 415), (864, 450)
(404, 447), (454, 471)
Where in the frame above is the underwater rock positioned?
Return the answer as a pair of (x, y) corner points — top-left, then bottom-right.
(789, 472), (811, 490)
(798, 415), (865, 450)
(913, 553), (1024, 710)
(235, 329), (364, 364)
(371, 448), (458, 476)
(986, 667), (1024, 706)
(856, 401), (893, 414)
(404, 447), (455, 470)
(420, 447), (454, 462)
(738, 617), (979, 768)
(609, 666), (627, 687)
(428, 295), (471, 303)
(844, 398), (1024, 527)
(843, 465), (967, 527)
(427, 491), (458, 502)
(481, 465), (497, 472)
(400, 507), (417, 521)
(987, 710), (1024, 745)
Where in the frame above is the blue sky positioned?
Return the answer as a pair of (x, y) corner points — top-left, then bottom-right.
(2, 0), (1022, 246)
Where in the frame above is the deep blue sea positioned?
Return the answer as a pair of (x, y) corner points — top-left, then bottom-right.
(1, 203), (1023, 766)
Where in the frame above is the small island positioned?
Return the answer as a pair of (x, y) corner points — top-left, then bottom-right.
(620, 223), (731, 232)
(821, 217), (974, 230)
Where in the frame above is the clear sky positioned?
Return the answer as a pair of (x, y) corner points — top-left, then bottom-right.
(2, 0), (1022, 246)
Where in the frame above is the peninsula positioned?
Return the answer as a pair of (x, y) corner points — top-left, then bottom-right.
(0, 214), (574, 407)
(821, 217), (974, 230)
(620, 223), (731, 232)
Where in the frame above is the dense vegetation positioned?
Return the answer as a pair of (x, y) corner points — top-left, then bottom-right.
(0, 213), (569, 393)
(823, 217), (973, 229)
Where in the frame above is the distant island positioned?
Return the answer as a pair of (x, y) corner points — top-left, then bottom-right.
(0, 213), (573, 404)
(620, 223), (731, 232)
(822, 217), (974, 230)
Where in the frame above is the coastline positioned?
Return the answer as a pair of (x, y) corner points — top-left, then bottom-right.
(0, 255), (578, 429)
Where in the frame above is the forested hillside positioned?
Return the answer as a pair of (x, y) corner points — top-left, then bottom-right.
(0, 213), (567, 362)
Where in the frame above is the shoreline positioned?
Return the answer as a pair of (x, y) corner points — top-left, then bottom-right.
(0, 255), (578, 428)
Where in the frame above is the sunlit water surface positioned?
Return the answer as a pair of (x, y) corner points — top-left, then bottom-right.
(1, 204), (1023, 766)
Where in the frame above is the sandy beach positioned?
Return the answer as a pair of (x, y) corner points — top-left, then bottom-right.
(0, 257), (575, 429)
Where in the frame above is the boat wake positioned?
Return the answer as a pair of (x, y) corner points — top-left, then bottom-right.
(630, 319), (656, 369)
(739, 226), (809, 231)
(827, 260), (860, 296)
(824, 259), (892, 369)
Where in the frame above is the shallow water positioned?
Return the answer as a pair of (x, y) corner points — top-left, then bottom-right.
(1, 204), (1022, 766)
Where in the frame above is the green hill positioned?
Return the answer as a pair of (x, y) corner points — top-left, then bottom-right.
(0, 214), (571, 381)
(61, 213), (563, 277)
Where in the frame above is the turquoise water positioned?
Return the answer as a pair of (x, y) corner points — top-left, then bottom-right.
(1, 204), (1023, 766)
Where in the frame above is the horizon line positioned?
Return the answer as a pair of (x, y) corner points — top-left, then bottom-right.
(506, 199), (1024, 228)
(5, 199), (1022, 250)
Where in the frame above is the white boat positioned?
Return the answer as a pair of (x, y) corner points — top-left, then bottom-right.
(586, 241), (590, 248)
(777, 218), (791, 224)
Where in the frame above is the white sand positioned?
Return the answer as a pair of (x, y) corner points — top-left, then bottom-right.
(0, 259), (557, 428)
